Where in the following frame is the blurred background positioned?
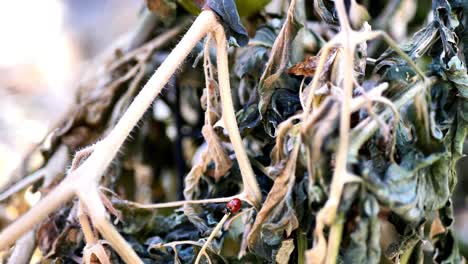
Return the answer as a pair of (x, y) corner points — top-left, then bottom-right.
(0, 0), (141, 185)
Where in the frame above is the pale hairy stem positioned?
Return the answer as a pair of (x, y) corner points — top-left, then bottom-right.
(194, 213), (231, 264)
(213, 28), (262, 208)
(5, 146), (69, 264)
(78, 201), (97, 244)
(0, 10), (218, 256)
(0, 169), (45, 202)
(103, 11), (218, 157)
(325, 213), (345, 264)
(0, 180), (75, 248)
(224, 208), (254, 229)
(78, 187), (142, 264)
(117, 195), (239, 209)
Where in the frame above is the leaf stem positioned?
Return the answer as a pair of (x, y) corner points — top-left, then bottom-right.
(116, 195), (239, 209)
(213, 27), (262, 208)
(325, 213), (345, 264)
(194, 213), (231, 264)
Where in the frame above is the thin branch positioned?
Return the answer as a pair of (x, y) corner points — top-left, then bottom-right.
(194, 213), (230, 264)
(349, 78), (436, 156)
(7, 229), (36, 264)
(77, 188), (142, 264)
(116, 195), (239, 209)
(78, 201), (97, 244)
(0, 145), (68, 202)
(0, 180), (75, 248)
(213, 27), (262, 208)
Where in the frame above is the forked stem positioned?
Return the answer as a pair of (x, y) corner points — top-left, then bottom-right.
(0, 10), (261, 263)
(77, 187), (142, 263)
(0, 10), (219, 261)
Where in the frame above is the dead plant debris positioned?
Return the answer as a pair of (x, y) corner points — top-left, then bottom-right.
(0, 0), (467, 263)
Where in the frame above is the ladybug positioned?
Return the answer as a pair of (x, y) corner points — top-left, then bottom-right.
(225, 198), (242, 214)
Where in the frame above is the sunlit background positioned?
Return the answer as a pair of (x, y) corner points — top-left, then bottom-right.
(0, 0), (141, 186)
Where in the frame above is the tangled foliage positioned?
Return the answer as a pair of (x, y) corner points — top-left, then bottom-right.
(0, 0), (467, 263)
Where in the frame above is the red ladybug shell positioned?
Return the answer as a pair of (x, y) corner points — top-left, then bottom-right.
(226, 198), (242, 213)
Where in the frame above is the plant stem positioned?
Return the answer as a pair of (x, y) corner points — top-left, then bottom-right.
(297, 230), (307, 264)
(116, 195), (239, 209)
(0, 145), (68, 202)
(102, 10), (218, 161)
(194, 213), (230, 264)
(325, 213), (345, 264)
(7, 229), (36, 264)
(213, 28), (262, 208)
(303, 43), (336, 111)
(348, 77), (435, 156)
(311, 1), (354, 262)
(78, 188), (143, 264)
(0, 180), (75, 248)
(78, 202), (97, 244)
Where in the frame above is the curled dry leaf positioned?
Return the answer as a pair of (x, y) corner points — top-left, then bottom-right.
(205, 0), (249, 46)
(201, 125), (233, 181)
(287, 48), (338, 77)
(258, 0), (302, 113)
(83, 240), (112, 264)
(275, 239), (295, 264)
(248, 142), (300, 260)
(200, 78), (232, 181)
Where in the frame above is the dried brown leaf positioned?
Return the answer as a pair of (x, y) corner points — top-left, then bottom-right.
(258, 0), (302, 113)
(248, 142), (300, 254)
(275, 239), (295, 264)
(430, 215), (446, 239)
(36, 216), (60, 255)
(287, 48), (337, 77)
(201, 125), (233, 181)
(83, 241), (112, 264)
(145, 0), (177, 17)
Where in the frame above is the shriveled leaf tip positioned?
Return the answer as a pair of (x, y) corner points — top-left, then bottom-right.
(205, 0), (249, 46)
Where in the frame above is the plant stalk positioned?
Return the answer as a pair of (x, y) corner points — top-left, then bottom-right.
(213, 28), (262, 208)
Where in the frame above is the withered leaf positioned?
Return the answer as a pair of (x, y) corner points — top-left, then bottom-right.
(287, 48), (337, 77)
(248, 142), (300, 260)
(206, 0), (249, 46)
(145, 0), (177, 18)
(201, 125), (233, 181)
(257, 0), (303, 113)
(275, 239), (295, 264)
